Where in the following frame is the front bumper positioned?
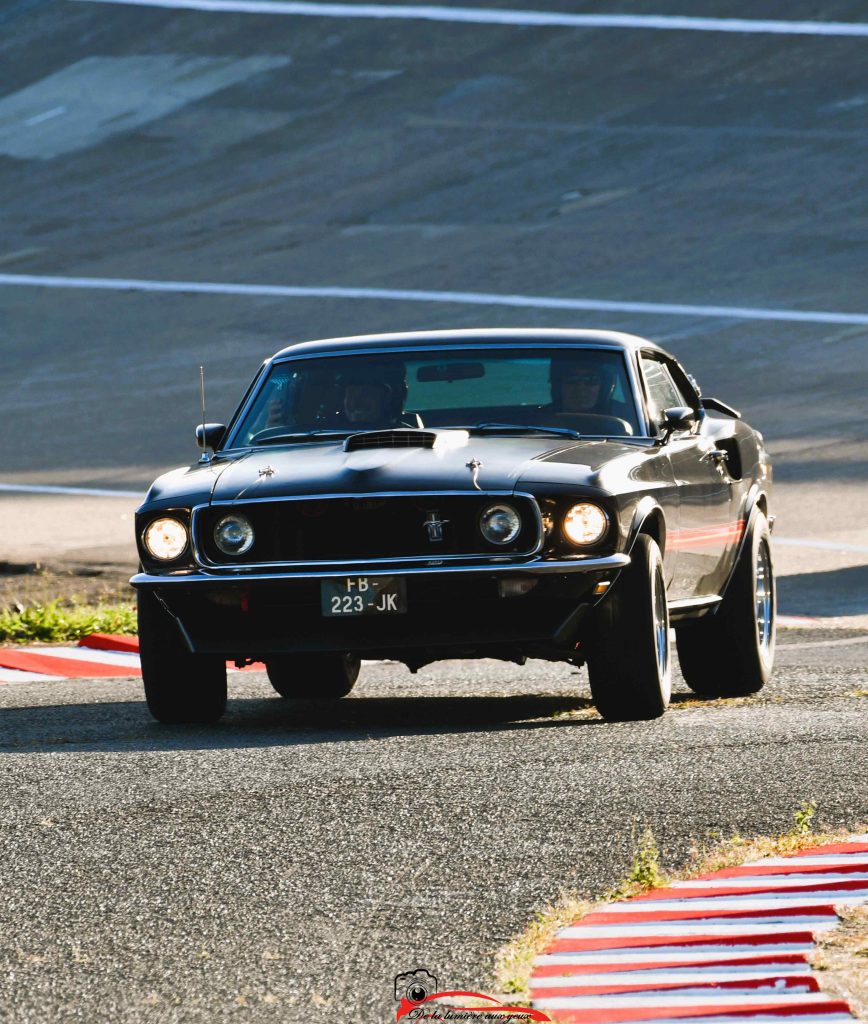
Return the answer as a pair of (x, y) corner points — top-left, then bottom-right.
(131, 554), (629, 659)
(131, 554), (629, 587)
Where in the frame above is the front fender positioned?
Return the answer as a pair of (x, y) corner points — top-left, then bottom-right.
(717, 483), (772, 602)
(625, 497), (676, 587)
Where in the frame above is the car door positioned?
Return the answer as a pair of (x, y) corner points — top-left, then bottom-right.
(639, 352), (734, 601)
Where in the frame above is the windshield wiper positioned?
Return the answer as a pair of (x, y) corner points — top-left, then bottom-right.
(465, 423), (582, 439)
(252, 429), (352, 446)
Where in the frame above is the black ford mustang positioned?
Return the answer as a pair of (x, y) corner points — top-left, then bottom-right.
(132, 329), (775, 724)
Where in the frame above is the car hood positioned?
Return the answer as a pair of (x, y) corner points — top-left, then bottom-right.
(206, 433), (640, 502)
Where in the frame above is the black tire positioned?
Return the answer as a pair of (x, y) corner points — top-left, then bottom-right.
(266, 653), (360, 699)
(587, 534), (671, 721)
(137, 590), (227, 724)
(676, 511), (775, 697)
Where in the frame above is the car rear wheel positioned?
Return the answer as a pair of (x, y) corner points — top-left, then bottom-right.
(587, 534), (671, 721)
(137, 590), (227, 724)
(266, 653), (360, 699)
(676, 511), (775, 697)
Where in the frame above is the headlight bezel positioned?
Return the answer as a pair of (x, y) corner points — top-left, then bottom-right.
(142, 516), (190, 562)
(478, 502), (523, 546)
(562, 502), (610, 547)
(213, 513), (256, 556)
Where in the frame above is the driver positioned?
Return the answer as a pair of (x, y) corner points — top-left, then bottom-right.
(550, 358), (616, 416)
(560, 367), (604, 413)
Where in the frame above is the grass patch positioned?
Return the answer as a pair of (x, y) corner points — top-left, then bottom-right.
(493, 805), (865, 1007)
(495, 894), (594, 1002)
(0, 600), (136, 644)
(811, 905), (868, 1018)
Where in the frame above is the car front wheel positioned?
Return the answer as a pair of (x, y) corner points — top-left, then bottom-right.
(137, 590), (227, 724)
(587, 534), (671, 721)
(676, 511), (775, 697)
(266, 653), (360, 699)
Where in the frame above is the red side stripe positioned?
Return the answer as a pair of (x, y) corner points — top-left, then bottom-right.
(669, 520), (746, 539)
(667, 520), (746, 550)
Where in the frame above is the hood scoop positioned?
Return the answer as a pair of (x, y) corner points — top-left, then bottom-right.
(343, 429), (469, 452)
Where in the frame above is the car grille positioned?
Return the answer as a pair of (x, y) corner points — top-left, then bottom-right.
(194, 494), (541, 567)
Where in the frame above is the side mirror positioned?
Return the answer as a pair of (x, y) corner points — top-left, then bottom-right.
(701, 396), (741, 419)
(196, 423), (226, 451)
(660, 406), (696, 441)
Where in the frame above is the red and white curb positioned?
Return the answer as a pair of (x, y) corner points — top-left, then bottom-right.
(0, 634), (264, 683)
(530, 837), (868, 1023)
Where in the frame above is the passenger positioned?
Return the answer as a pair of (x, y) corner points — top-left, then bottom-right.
(342, 381), (394, 429)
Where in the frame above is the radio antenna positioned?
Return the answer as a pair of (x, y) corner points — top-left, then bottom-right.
(199, 365), (210, 462)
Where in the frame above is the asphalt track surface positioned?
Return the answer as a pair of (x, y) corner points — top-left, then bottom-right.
(1, 635), (867, 1022)
(1, 1), (867, 1021)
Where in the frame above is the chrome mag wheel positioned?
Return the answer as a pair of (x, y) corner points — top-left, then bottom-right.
(652, 564), (671, 699)
(755, 537), (774, 654)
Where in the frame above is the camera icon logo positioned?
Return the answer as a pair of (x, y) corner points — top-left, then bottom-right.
(394, 968), (438, 1004)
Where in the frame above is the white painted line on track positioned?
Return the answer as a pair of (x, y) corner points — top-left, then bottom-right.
(775, 537), (868, 555)
(628, 1018), (854, 1024)
(671, 874), (868, 888)
(68, 0), (868, 38)
(533, 992), (836, 1008)
(3, 272), (868, 326)
(557, 923), (837, 938)
(531, 970), (809, 987)
(742, 855), (868, 867)
(24, 105), (67, 127)
(0, 482), (143, 499)
(0, 667), (63, 683)
(598, 897), (867, 912)
(533, 984), (821, 998)
(782, 636), (868, 651)
(535, 947), (816, 966)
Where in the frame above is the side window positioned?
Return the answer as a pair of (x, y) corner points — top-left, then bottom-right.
(640, 356), (691, 428)
(666, 360), (700, 409)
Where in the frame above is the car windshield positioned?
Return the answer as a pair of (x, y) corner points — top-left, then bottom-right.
(229, 347), (642, 447)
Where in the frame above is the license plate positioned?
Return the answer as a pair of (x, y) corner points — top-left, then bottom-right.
(321, 576), (407, 617)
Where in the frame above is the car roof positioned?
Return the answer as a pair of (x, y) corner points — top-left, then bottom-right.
(271, 328), (666, 361)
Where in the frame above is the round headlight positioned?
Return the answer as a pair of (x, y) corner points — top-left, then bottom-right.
(563, 503), (608, 546)
(213, 514), (255, 555)
(143, 517), (189, 561)
(479, 503), (522, 546)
